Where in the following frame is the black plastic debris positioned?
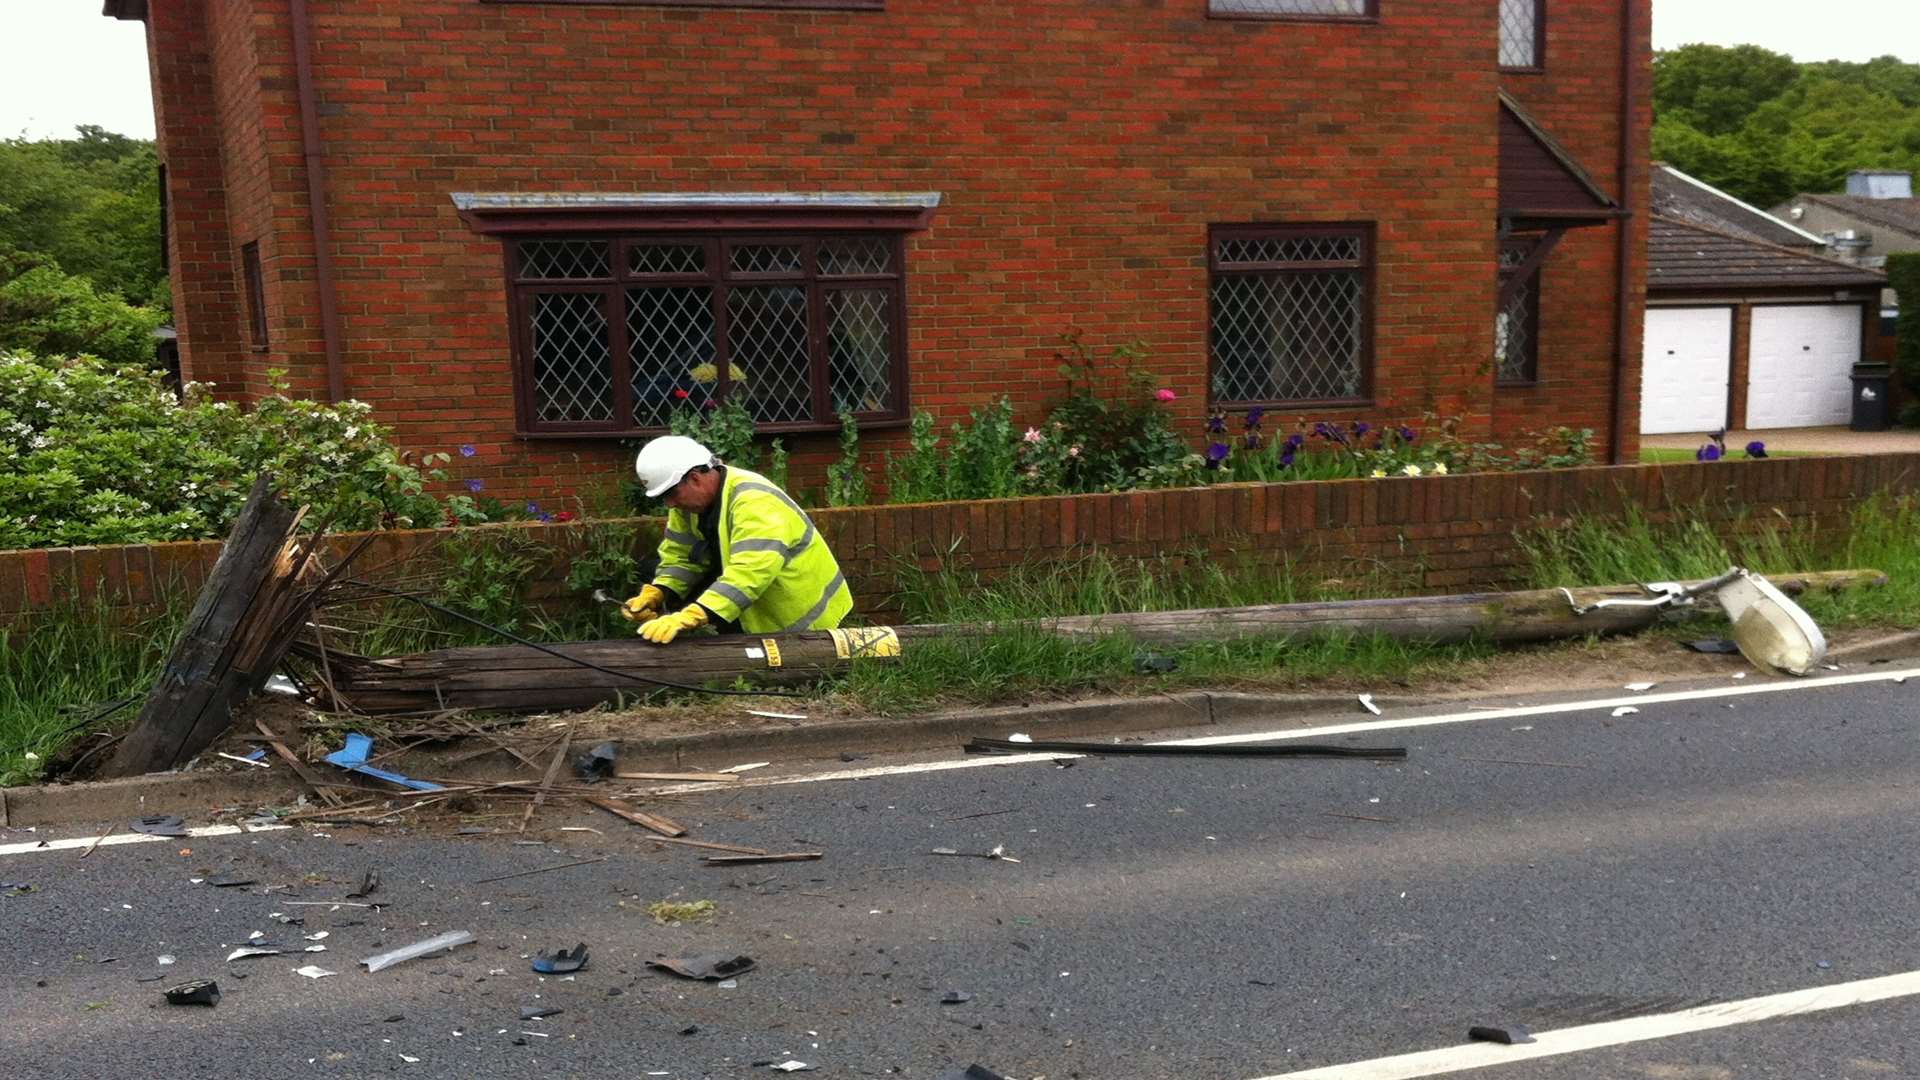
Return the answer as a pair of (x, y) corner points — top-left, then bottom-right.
(163, 979), (220, 1006)
(965, 736), (1408, 760)
(1133, 652), (1179, 674)
(131, 815), (189, 837)
(838, 751), (869, 763)
(207, 874), (256, 888)
(382, 1015), (405, 1023)
(532, 943), (590, 974)
(520, 1005), (564, 1020)
(937, 1067), (1011, 1080)
(574, 742), (618, 783)
(679, 1025), (700, 1036)
(940, 991), (973, 1004)
(347, 869), (381, 899)
(648, 953), (756, 981)
(1684, 638), (1742, 654)
(1467, 1024), (1535, 1045)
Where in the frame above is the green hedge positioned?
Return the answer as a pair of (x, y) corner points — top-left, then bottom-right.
(1890, 252), (1920, 427)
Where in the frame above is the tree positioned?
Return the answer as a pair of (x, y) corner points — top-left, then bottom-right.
(0, 128), (165, 308)
(0, 248), (164, 368)
(1654, 44), (1801, 136)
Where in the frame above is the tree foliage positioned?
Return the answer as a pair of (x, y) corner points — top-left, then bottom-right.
(1654, 46), (1920, 207)
(0, 126), (165, 309)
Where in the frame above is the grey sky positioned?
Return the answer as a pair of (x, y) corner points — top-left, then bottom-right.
(0, 2), (1914, 143)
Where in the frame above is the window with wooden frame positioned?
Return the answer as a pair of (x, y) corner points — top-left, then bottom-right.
(1209, 0), (1375, 19)
(240, 240), (267, 350)
(506, 234), (907, 435)
(1209, 224), (1373, 407)
(1498, 0), (1544, 70)
(1495, 239), (1541, 385)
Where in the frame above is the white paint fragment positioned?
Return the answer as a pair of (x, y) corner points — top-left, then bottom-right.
(1358, 694), (1382, 716)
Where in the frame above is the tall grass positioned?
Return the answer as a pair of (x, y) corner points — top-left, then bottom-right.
(0, 602), (185, 785)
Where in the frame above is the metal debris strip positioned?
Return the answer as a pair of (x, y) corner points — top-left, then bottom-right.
(472, 857), (607, 885)
(361, 931), (476, 973)
(963, 736), (1408, 760)
(930, 846), (1020, 863)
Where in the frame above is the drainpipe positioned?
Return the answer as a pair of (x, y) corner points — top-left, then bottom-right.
(289, 0), (347, 403)
(1608, 0), (1639, 463)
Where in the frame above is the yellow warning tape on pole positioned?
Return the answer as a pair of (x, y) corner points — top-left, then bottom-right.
(827, 626), (902, 660)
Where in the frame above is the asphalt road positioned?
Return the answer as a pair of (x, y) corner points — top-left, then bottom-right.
(2, 669), (1918, 1079)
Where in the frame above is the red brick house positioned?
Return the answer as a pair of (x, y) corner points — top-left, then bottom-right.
(105, 0), (1650, 502)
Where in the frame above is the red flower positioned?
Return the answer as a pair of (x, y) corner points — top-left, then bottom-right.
(673, 389), (690, 400)
(553, 510), (577, 523)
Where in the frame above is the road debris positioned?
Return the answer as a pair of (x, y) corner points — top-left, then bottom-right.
(163, 979), (220, 1006)
(573, 742), (619, 783)
(532, 943), (590, 974)
(520, 1005), (564, 1020)
(1611, 706), (1639, 717)
(78, 822), (118, 859)
(217, 751), (272, 768)
(473, 856), (607, 884)
(347, 869), (381, 899)
(613, 770), (741, 783)
(965, 736), (1407, 760)
(937, 1067), (1011, 1080)
(931, 846), (1020, 863)
(721, 762), (771, 774)
(767, 1062), (815, 1072)
(647, 900), (717, 925)
(323, 734), (445, 792)
(702, 852), (824, 865)
(648, 953), (755, 981)
(1685, 638), (1741, 654)
(746, 710), (807, 721)
(293, 965), (336, 979)
(131, 815), (189, 837)
(226, 946), (285, 961)
(208, 874), (256, 888)
(1358, 693), (1382, 715)
(361, 931), (476, 973)
(941, 991), (974, 1004)
(1623, 682), (1656, 692)
(1468, 1023), (1536, 1045)
(586, 797), (686, 837)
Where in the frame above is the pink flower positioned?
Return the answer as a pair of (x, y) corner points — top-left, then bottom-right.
(1155, 389), (1177, 403)
(1023, 427), (1044, 444)
(1068, 445), (1081, 457)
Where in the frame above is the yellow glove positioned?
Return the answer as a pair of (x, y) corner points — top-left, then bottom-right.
(621, 585), (668, 624)
(638, 604), (709, 645)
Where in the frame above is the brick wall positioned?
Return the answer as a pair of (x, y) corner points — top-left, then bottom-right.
(3, 455), (1909, 628)
(146, 0), (1651, 505)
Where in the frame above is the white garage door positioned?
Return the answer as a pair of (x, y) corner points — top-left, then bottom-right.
(1641, 307), (1732, 435)
(1746, 305), (1862, 429)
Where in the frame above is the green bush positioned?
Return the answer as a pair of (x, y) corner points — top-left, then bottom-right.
(0, 351), (456, 548)
(0, 251), (163, 368)
(825, 410), (868, 507)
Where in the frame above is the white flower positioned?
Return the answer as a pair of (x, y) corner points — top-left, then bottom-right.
(1370, 468), (1387, 478)
(1431, 462), (1448, 475)
(1401, 464), (1422, 477)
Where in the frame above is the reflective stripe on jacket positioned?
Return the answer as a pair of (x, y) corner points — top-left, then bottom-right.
(648, 466), (853, 634)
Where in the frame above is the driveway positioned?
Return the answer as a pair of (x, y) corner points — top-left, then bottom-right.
(1641, 425), (1920, 455)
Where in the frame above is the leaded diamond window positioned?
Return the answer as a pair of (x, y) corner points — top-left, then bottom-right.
(1499, 0), (1542, 69)
(1208, 0), (1374, 19)
(1210, 224), (1372, 407)
(1496, 240), (1541, 385)
(508, 233), (907, 434)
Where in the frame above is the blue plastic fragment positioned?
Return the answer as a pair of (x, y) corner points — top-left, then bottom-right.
(323, 733), (444, 792)
(242, 747), (269, 762)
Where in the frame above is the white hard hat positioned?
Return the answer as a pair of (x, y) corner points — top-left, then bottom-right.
(635, 435), (716, 498)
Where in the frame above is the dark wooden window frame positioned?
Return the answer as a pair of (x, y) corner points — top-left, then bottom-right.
(478, 0), (880, 9)
(1207, 222), (1376, 410)
(499, 231), (912, 438)
(1207, 0), (1378, 23)
(240, 240), (268, 351)
(1496, 238), (1542, 387)
(1499, 0), (1547, 73)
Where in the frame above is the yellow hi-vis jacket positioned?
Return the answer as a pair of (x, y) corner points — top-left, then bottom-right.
(648, 466), (853, 634)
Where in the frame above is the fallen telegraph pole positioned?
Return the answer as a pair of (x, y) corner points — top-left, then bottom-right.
(305, 569), (1883, 716)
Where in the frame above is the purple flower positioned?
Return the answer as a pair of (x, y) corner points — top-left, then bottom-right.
(1351, 421), (1371, 440)
(1696, 443), (1722, 462)
(1745, 441), (1768, 459)
(466, 478), (484, 492)
(1207, 412), (1228, 435)
(526, 501), (541, 515)
(537, 512), (554, 523)
(1205, 441), (1230, 468)
(458, 444), (476, 458)
(1398, 426), (1417, 444)
(1285, 433), (1306, 451)
(1312, 422), (1334, 440)
(1279, 450), (1296, 468)
(1244, 432), (1264, 451)
(1244, 407), (1266, 430)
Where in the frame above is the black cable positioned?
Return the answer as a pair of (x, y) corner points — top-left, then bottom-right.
(0, 694), (140, 760)
(336, 579), (801, 699)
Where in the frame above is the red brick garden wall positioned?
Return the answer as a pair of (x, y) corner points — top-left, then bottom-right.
(147, 0), (1650, 505)
(3, 455), (1909, 629)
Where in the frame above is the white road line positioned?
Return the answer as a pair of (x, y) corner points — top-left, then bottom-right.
(649, 667), (1920, 794)
(0, 822), (289, 858)
(1250, 968), (1920, 1079)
